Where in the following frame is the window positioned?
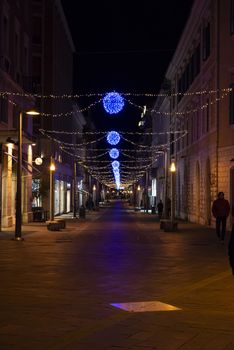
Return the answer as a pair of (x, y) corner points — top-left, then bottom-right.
(190, 114), (193, 144)
(195, 44), (201, 75)
(193, 113), (197, 141)
(206, 98), (210, 132)
(23, 35), (29, 75)
(3, 15), (9, 54)
(32, 16), (42, 44)
(230, 83), (234, 124)
(14, 31), (20, 69)
(202, 23), (210, 61)
(196, 111), (200, 140)
(0, 96), (8, 123)
(13, 104), (20, 128)
(231, 0), (234, 34)
(170, 133), (174, 156)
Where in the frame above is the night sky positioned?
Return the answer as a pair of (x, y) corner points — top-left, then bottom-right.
(61, 1), (194, 131)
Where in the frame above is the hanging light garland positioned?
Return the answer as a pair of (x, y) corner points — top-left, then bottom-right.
(0, 87), (231, 99)
(2, 88), (231, 119)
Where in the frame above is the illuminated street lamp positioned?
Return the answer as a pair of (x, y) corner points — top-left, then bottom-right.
(93, 184), (96, 208)
(34, 157), (43, 166)
(14, 110), (39, 241)
(170, 160), (176, 222)
(137, 185), (141, 208)
(49, 158), (55, 221)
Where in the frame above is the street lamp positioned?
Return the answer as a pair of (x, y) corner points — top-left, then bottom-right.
(170, 160), (176, 222)
(137, 185), (141, 208)
(14, 109), (39, 241)
(93, 184), (96, 207)
(49, 158), (55, 222)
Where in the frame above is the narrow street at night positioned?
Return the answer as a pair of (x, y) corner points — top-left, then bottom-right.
(0, 201), (234, 350)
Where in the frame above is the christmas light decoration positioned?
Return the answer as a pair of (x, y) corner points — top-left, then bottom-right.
(0, 87), (231, 99)
(112, 161), (120, 169)
(106, 131), (121, 145)
(103, 92), (124, 114)
(109, 148), (119, 159)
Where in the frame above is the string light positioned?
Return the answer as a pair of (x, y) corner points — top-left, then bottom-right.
(40, 126), (188, 188)
(0, 87), (231, 99)
(39, 128), (186, 136)
(2, 88), (230, 119)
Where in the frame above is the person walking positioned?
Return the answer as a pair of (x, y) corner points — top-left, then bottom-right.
(212, 192), (230, 242)
(157, 200), (164, 220)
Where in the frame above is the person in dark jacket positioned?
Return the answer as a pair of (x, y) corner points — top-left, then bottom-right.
(157, 200), (164, 220)
(212, 192), (230, 242)
(228, 223), (234, 275)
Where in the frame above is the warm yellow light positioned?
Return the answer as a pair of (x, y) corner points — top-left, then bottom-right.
(170, 162), (176, 172)
(93, 185), (96, 191)
(137, 185), (141, 191)
(50, 163), (55, 171)
(35, 157), (43, 166)
(26, 110), (40, 116)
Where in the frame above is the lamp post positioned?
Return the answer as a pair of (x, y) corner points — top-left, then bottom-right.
(137, 185), (141, 208)
(164, 149), (168, 218)
(49, 158), (55, 222)
(73, 161), (77, 218)
(14, 110), (39, 241)
(93, 184), (96, 208)
(170, 160), (176, 222)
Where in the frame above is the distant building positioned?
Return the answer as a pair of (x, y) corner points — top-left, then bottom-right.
(31, 0), (76, 215)
(153, 0), (234, 228)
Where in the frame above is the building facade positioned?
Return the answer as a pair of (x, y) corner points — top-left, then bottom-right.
(153, 0), (234, 228)
(0, 0), (35, 227)
(31, 0), (76, 216)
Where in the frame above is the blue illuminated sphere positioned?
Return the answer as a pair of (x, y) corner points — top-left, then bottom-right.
(103, 92), (124, 114)
(112, 161), (120, 169)
(107, 131), (120, 145)
(109, 148), (119, 159)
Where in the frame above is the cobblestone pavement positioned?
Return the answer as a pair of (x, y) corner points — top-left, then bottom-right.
(0, 201), (234, 350)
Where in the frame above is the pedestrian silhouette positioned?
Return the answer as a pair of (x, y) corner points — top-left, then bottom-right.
(212, 192), (230, 242)
(157, 200), (163, 220)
